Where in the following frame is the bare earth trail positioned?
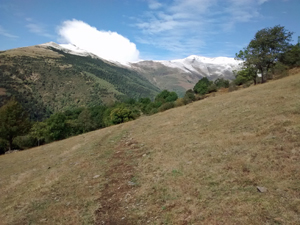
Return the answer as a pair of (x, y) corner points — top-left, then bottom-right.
(1, 74), (300, 224)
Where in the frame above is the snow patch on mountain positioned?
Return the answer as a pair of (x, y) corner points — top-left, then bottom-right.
(39, 42), (242, 79)
(39, 42), (132, 66)
(39, 42), (99, 58)
(157, 55), (242, 77)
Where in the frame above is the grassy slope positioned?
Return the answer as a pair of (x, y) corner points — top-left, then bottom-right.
(1, 73), (300, 224)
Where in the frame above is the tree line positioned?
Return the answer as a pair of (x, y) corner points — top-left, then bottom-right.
(0, 77), (230, 154)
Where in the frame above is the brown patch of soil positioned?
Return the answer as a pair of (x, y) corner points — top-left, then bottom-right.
(94, 134), (146, 224)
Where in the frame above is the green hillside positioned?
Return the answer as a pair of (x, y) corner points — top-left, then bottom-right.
(1, 73), (299, 224)
(0, 45), (160, 120)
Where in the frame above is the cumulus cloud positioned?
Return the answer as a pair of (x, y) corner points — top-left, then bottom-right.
(57, 19), (140, 63)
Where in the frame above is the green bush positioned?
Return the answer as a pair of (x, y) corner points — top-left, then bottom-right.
(184, 89), (196, 101)
(155, 90), (178, 103)
(214, 78), (230, 88)
(110, 106), (137, 124)
(234, 75), (249, 86)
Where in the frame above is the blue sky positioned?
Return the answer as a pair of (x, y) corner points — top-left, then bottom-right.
(0, 0), (299, 62)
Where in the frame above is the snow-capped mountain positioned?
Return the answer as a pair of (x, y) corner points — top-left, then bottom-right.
(39, 42), (130, 66)
(158, 55), (241, 76)
(38, 41), (242, 95)
(39, 42), (98, 58)
(130, 56), (242, 95)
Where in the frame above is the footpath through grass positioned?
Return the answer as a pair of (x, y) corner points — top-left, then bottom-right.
(1, 73), (300, 224)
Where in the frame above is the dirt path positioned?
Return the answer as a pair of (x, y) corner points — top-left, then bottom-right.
(94, 130), (147, 224)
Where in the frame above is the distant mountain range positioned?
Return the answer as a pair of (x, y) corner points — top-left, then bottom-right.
(41, 42), (242, 95)
(0, 42), (242, 119)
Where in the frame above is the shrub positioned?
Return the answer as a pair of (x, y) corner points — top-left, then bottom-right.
(208, 83), (217, 93)
(174, 98), (186, 107)
(214, 78), (230, 88)
(234, 75), (248, 86)
(228, 83), (238, 92)
(273, 62), (289, 78)
(158, 102), (174, 112)
(13, 135), (36, 149)
(184, 89), (196, 101)
(110, 106), (136, 124)
(150, 108), (158, 114)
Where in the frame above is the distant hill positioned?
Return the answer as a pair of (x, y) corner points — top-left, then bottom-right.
(0, 44), (160, 120)
(1, 73), (299, 224)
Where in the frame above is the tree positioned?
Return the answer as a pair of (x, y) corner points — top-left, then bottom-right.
(234, 67), (257, 85)
(110, 106), (136, 124)
(155, 90), (178, 103)
(0, 98), (31, 150)
(236, 25), (293, 83)
(139, 97), (151, 105)
(279, 44), (300, 68)
(214, 78), (229, 88)
(77, 108), (94, 133)
(193, 77), (211, 95)
(30, 122), (48, 146)
(46, 112), (68, 141)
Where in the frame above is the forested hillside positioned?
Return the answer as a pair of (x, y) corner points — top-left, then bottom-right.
(0, 45), (159, 120)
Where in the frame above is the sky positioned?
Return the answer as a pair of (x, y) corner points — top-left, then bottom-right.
(0, 0), (299, 62)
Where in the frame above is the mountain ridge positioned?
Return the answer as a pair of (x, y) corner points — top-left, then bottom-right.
(38, 42), (242, 96)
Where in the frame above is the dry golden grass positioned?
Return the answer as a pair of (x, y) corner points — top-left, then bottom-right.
(0, 46), (62, 58)
(1, 73), (300, 224)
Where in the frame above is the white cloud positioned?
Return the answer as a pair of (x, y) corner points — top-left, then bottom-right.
(57, 19), (139, 63)
(148, 0), (163, 9)
(0, 25), (18, 38)
(26, 23), (54, 38)
(134, 0), (268, 57)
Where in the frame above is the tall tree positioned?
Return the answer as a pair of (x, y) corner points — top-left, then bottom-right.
(0, 98), (31, 151)
(236, 25), (293, 83)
